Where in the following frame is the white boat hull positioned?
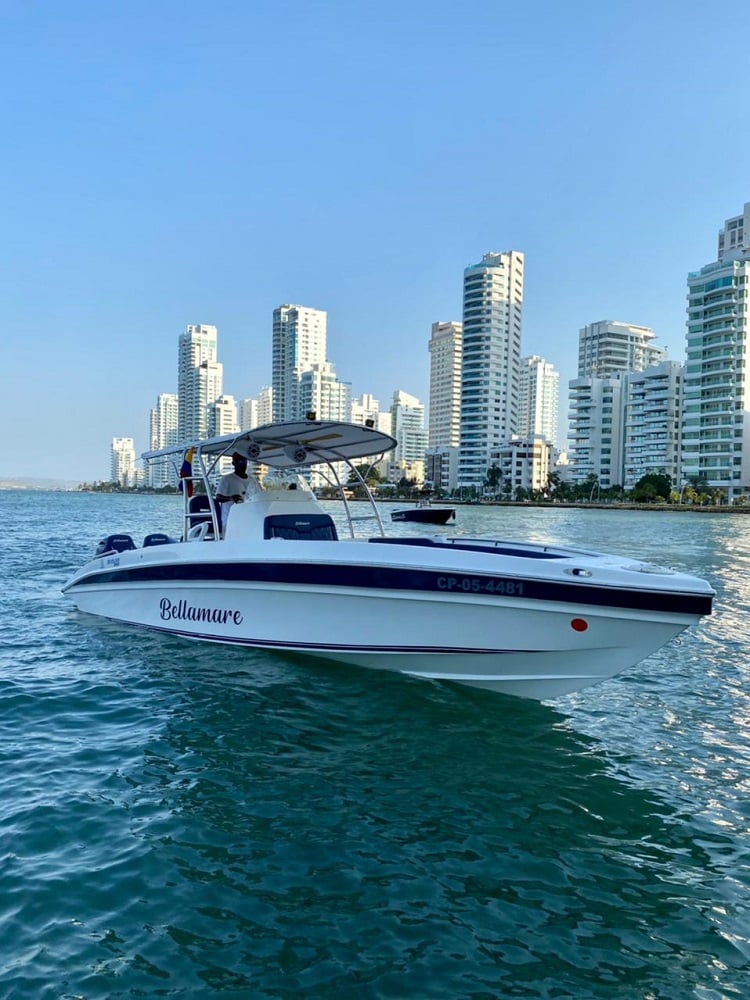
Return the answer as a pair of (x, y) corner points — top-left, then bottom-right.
(64, 538), (712, 700)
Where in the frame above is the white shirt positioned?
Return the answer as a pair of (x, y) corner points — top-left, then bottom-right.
(216, 471), (249, 535)
(216, 471), (248, 502)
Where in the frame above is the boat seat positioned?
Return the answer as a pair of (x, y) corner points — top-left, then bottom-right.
(187, 495), (221, 539)
(143, 532), (176, 547)
(263, 514), (338, 541)
(95, 533), (136, 556)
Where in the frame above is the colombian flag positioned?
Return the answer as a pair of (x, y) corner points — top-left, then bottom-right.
(179, 447), (195, 497)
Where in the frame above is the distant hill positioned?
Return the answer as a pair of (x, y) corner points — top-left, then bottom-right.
(0, 477), (80, 491)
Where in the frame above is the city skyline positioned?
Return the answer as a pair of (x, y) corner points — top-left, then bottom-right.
(2, 2), (748, 480)
(144, 195), (750, 501)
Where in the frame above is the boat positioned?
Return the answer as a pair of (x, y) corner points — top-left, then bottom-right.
(62, 418), (714, 701)
(391, 493), (456, 525)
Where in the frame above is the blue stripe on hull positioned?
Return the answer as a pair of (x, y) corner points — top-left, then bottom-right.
(69, 560), (711, 616)
(138, 619), (526, 654)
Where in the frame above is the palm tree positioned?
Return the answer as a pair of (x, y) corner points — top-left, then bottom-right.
(484, 464), (502, 499)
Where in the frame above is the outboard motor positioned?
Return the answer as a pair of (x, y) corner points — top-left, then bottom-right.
(143, 532), (176, 547)
(95, 534), (136, 557)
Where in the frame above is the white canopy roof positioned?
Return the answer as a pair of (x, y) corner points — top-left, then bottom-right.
(143, 419), (396, 469)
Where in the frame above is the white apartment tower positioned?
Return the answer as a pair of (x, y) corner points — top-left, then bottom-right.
(569, 320), (667, 485)
(428, 321), (463, 449)
(208, 394), (239, 437)
(494, 436), (551, 497)
(240, 387), (274, 431)
(518, 355), (559, 446)
(391, 389), (428, 481)
(351, 394), (392, 481)
(351, 393), (382, 427)
(148, 393), (179, 488)
(568, 375), (626, 488)
(272, 305), (327, 421)
(111, 437), (136, 487)
(427, 321), (462, 493)
(257, 386), (274, 426)
(177, 324), (223, 443)
(683, 204), (750, 498)
(459, 251), (524, 488)
(239, 397), (259, 432)
(239, 388), (275, 431)
(299, 362), (351, 422)
(208, 394), (239, 477)
(578, 320), (666, 377)
(623, 361), (683, 489)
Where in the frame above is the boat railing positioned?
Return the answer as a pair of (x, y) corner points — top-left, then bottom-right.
(183, 491), (221, 541)
(311, 455), (388, 539)
(151, 434), (391, 543)
(368, 537), (569, 559)
(181, 449), (223, 541)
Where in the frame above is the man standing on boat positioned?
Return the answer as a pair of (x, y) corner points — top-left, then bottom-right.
(215, 452), (249, 534)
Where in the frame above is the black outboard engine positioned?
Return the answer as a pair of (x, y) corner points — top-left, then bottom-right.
(143, 532), (176, 547)
(95, 534), (136, 557)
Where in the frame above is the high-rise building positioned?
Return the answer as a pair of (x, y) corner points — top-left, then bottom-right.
(239, 397), (258, 431)
(350, 393), (391, 437)
(147, 393), (179, 488)
(569, 362), (684, 491)
(208, 394), (239, 478)
(257, 386), (273, 426)
(494, 436), (551, 497)
(272, 305), (327, 421)
(569, 320), (667, 486)
(111, 437), (136, 486)
(568, 375), (626, 488)
(458, 251), (524, 488)
(428, 321), (463, 449)
(240, 388), (274, 430)
(209, 394), (238, 437)
(683, 204), (750, 498)
(623, 361), (683, 489)
(426, 321), (462, 494)
(518, 355), (559, 446)
(578, 320), (665, 378)
(177, 324), (223, 443)
(390, 389), (428, 482)
(351, 393), (382, 427)
(299, 362), (351, 422)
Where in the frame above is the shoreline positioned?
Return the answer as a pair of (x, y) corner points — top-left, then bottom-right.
(336, 497), (750, 514)
(450, 500), (750, 514)
(3, 487), (747, 514)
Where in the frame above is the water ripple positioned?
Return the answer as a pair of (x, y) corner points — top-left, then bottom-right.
(0, 494), (748, 997)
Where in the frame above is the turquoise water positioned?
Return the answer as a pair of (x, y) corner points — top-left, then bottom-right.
(1, 491), (749, 998)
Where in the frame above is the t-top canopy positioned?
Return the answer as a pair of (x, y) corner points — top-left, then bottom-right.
(143, 419), (397, 469)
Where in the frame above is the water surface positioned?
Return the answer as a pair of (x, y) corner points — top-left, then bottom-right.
(1, 492), (748, 998)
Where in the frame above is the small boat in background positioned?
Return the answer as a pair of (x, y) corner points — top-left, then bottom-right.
(391, 495), (456, 525)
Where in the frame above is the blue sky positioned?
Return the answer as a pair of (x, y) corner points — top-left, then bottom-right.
(2, 0), (748, 480)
